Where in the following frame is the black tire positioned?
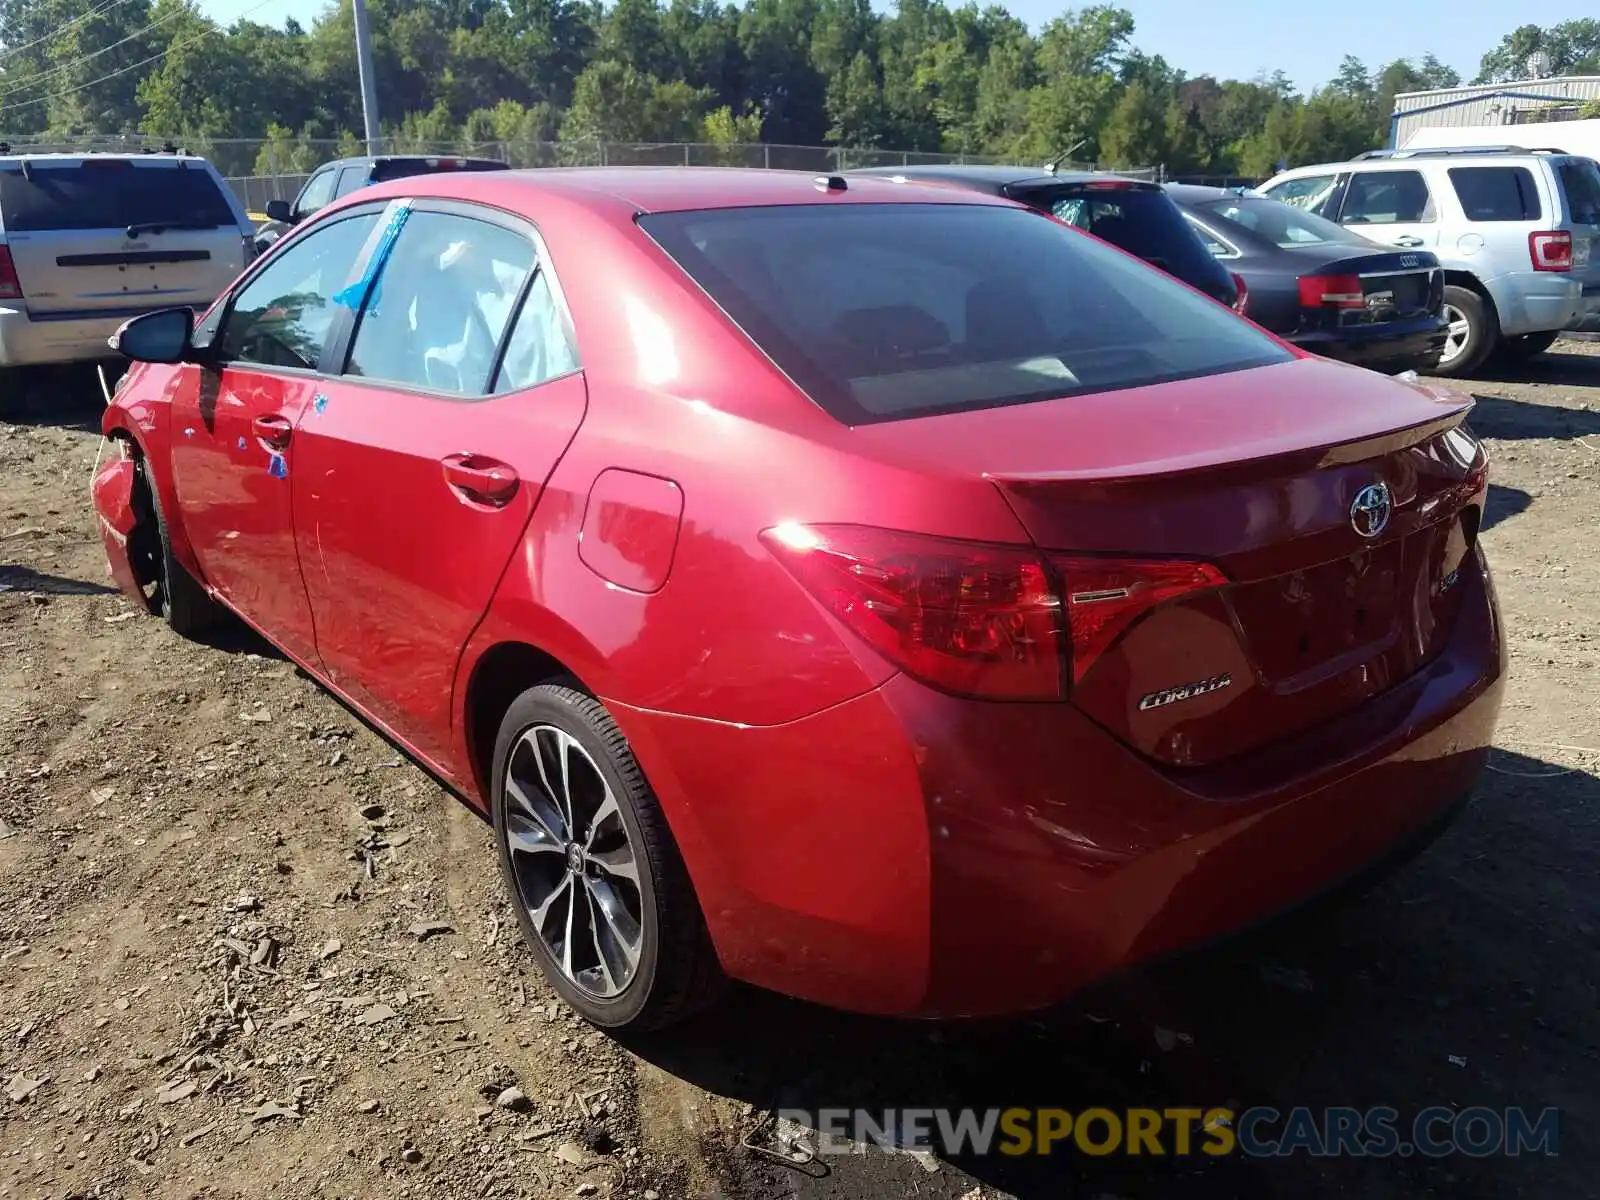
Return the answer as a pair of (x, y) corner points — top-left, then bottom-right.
(491, 680), (723, 1031)
(1495, 330), (1560, 365)
(1430, 285), (1497, 377)
(131, 457), (226, 637)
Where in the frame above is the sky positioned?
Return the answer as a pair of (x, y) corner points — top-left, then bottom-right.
(195, 0), (1595, 93)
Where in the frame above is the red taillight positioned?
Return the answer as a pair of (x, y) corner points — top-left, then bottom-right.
(1297, 273), (1365, 309)
(0, 246), (21, 300)
(1230, 271), (1249, 315)
(1529, 230), (1572, 271)
(425, 158), (467, 170)
(1081, 180), (1135, 190)
(762, 524), (1229, 698)
(1050, 555), (1228, 683)
(760, 524), (1063, 699)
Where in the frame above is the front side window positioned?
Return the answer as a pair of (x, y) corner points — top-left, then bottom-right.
(1340, 170), (1433, 225)
(1262, 174), (1339, 216)
(641, 203), (1291, 425)
(219, 212), (380, 370)
(295, 169), (338, 219)
(1448, 167), (1541, 222)
(345, 210), (535, 396)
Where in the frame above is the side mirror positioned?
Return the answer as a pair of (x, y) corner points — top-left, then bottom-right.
(110, 308), (194, 364)
(264, 198), (292, 223)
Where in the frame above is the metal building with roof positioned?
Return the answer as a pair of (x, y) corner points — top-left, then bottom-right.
(1390, 76), (1600, 147)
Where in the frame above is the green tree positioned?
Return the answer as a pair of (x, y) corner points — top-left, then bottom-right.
(1097, 78), (1163, 168)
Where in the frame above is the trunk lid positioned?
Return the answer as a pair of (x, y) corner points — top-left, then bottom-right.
(1288, 247), (1442, 322)
(0, 157), (245, 316)
(848, 356), (1486, 765)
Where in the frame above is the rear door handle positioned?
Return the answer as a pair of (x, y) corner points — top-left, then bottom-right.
(1393, 235), (1424, 247)
(252, 413), (293, 450)
(441, 452), (520, 506)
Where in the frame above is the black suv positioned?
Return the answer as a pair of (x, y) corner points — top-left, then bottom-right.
(256, 155), (510, 249)
(847, 165), (1242, 309)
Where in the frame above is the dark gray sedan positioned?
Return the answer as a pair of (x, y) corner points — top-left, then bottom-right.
(1168, 184), (1448, 375)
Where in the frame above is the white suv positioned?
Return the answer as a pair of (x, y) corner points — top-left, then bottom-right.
(0, 150), (256, 371)
(1260, 147), (1600, 375)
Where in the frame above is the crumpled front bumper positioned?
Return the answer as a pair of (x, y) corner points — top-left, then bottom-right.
(90, 449), (148, 604)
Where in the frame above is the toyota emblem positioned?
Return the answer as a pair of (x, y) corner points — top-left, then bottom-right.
(1350, 482), (1392, 539)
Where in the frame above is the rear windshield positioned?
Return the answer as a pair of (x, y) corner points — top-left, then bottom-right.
(1557, 159), (1600, 225)
(0, 160), (235, 233)
(1191, 195), (1368, 247)
(1447, 166), (1542, 222)
(640, 203), (1291, 425)
(1008, 183), (1230, 294)
(369, 159), (511, 183)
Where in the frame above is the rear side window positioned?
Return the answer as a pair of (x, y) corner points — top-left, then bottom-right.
(0, 159), (235, 233)
(345, 210), (534, 395)
(1557, 160), (1600, 225)
(1340, 171), (1433, 224)
(1012, 183), (1230, 294)
(1448, 167), (1542, 222)
(641, 203), (1290, 425)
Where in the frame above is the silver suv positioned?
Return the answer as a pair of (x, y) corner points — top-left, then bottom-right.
(1260, 146), (1600, 375)
(0, 150), (255, 370)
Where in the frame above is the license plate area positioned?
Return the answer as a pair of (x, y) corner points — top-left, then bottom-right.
(1227, 541), (1404, 686)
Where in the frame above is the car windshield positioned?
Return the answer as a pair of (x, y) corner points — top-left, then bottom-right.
(641, 203), (1290, 425)
(0, 159), (235, 232)
(1191, 195), (1368, 248)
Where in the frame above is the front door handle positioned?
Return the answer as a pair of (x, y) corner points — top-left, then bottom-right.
(252, 413), (293, 451)
(441, 452), (520, 506)
(1393, 235), (1424, 247)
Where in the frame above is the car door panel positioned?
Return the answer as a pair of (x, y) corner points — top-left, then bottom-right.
(292, 374), (588, 765)
(169, 365), (322, 659)
(1335, 169), (1439, 253)
(168, 208), (382, 663)
(289, 203), (588, 766)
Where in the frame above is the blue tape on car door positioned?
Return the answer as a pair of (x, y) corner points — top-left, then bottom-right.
(333, 204), (411, 312)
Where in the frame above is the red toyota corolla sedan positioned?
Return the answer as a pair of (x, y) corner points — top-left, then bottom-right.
(90, 168), (1505, 1032)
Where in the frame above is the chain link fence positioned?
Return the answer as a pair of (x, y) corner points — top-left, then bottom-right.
(0, 132), (1160, 217)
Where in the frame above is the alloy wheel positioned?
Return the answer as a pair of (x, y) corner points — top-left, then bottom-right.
(1440, 303), (1471, 365)
(502, 724), (644, 998)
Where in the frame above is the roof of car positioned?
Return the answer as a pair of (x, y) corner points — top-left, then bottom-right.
(846, 163), (1131, 191)
(350, 166), (1019, 217)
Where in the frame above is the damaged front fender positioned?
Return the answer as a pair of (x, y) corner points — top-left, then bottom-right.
(91, 447), (150, 606)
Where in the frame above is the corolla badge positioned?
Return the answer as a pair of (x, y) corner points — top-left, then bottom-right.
(1350, 482), (1392, 539)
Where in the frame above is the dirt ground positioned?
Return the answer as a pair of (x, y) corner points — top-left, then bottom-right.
(1, 344), (1597, 1200)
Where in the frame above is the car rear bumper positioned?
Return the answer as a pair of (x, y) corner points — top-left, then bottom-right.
(0, 305), (170, 368)
(1484, 273), (1582, 337)
(614, 544), (1506, 1018)
(1290, 320), (1447, 372)
(1564, 281), (1600, 332)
